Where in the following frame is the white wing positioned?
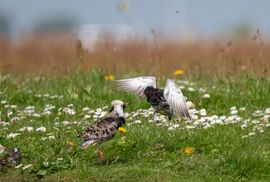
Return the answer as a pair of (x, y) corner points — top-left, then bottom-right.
(164, 79), (190, 118)
(113, 76), (156, 97)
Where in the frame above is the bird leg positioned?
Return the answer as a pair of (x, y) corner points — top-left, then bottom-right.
(92, 143), (105, 162)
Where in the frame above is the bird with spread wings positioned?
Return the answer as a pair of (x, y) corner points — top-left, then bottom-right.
(113, 76), (190, 120)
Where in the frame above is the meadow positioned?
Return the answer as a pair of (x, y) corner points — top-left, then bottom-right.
(0, 35), (270, 181)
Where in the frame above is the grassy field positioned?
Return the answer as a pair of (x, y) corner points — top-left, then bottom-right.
(0, 70), (270, 181)
(1, 33), (270, 75)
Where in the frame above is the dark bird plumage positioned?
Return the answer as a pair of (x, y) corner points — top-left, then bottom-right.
(114, 76), (190, 120)
(144, 86), (173, 120)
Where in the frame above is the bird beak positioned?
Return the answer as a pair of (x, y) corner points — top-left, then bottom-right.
(109, 106), (114, 112)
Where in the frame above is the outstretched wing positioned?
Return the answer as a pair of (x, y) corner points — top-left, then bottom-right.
(113, 76), (157, 97)
(163, 79), (190, 118)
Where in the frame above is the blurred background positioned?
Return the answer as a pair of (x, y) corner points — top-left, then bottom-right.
(0, 0), (269, 75)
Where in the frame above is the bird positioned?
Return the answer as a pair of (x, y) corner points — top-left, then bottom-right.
(113, 76), (190, 120)
(0, 146), (21, 172)
(78, 100), (127, 162)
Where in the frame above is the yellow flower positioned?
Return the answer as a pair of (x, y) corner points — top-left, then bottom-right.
(66, 140), (75, 147)
(174, 69), (185, 76)
(118, 127), (127, 134)
(183, 147), (195, 155)
(105, 74), (115, 81)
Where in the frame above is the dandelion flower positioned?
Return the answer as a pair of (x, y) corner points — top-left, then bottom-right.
(105, 74), (115, 81)
(183, 147), (195, 155)
(174, 69), (185, 76)
(66, 140), (75, 146)
(118, 127), (127, 134)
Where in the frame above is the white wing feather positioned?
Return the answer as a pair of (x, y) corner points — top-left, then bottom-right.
(164, 79), (190, 118)
(113, 76), (157, 97)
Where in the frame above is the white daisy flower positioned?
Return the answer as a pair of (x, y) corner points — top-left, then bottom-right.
(1, 100), (7, 105)
(239, 107), (246, 111)
(251, 120), (260, 124)
(84, 115), (91, 119)
(186, 125), (196, 129)
(36, 127), (46, 132)
(82, 107), (90, 112)
(265, 108), (270, 114)
(202, 94), (210, 99)
(48, 135), (55, 140)
(168, 126), (175, 130)
(230, 110), (238, 115)
(241, 124), (248, 129)
(7, 133), (20, 139)
(134, 120), (142, 124)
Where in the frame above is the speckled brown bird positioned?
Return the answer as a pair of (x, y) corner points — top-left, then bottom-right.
(0, 147), (21, 171)
(78, 100), (126, 162)
(114, 76), (190, 120)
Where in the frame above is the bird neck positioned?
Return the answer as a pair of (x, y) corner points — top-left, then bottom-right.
(113, 105), (125, 118)
(117, 117), (126, 127)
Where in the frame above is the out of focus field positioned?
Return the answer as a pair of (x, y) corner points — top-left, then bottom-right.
(0, 31), (269, 76)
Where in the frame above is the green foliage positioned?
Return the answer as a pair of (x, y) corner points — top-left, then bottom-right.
(0, 70), (270, 181)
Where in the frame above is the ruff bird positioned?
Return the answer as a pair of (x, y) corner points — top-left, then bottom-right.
(0, 147), (21, 171)
(78, 100), (126, 162)
(114, 76), (190, 120)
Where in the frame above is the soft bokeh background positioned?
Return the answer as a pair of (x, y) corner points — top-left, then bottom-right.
(0, 0), (269, 75)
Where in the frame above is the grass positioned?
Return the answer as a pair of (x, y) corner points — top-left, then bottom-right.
(0, 70), (270, 181)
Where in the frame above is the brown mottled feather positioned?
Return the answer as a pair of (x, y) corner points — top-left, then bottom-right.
(78, 116), (120, 144)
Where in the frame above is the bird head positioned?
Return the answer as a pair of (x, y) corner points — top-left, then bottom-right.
(109, 100), (127, 118)
(144, 86), (156, 99)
